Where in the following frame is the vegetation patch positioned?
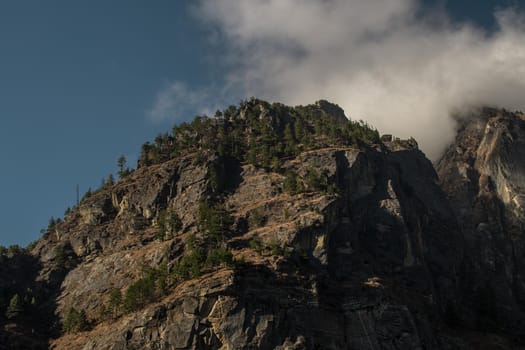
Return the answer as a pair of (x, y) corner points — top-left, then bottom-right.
(137, 98), (380, 168)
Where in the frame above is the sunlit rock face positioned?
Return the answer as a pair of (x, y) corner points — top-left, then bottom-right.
(47, 143), (464, 350)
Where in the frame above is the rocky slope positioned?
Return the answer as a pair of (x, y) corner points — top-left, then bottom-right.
(1, 100), (524, 349)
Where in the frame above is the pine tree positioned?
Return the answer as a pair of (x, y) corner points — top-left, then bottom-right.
(48, 216), (56, 231)
(284, 124), (296, 156)
(247, 144), (257, 165)
(108, 289), (122, 319)
(117, 155), (130, 178)
(6, 294), (23, 320)
(62, 307), (87, 333)
(105, 174), (115, 188)
(283, 170), (299, 194)
(294, 118), (306, 143)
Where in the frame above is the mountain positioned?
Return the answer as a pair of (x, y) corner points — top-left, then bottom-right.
(0, 100), (524, 349)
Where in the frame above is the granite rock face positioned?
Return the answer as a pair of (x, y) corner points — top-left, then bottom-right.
(3, 102), (525, 349)
(45, 142), (468, 350)
(436, 108), (525, 338)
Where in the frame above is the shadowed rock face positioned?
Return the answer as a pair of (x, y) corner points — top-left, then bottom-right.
(436, 108), (525, 338)
(3, 101), (525, 349)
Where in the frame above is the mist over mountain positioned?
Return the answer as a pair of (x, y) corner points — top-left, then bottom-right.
(185, 0), (525, 160)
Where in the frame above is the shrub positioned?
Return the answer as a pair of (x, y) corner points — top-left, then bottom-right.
(249, 209), (265, 228)
(249, 238), (264, 255)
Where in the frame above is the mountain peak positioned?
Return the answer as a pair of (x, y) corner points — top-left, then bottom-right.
(314, 99), (347, 122)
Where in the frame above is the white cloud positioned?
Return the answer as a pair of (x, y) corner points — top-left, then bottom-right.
(195, 0), (525, 160)
(148, 81), (213, 123)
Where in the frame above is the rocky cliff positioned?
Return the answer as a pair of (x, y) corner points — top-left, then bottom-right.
(1, 100), (524, 349)
(436, 108), (525, 340)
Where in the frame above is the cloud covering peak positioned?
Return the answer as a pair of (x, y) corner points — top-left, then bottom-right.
(195, 0), (525, 159)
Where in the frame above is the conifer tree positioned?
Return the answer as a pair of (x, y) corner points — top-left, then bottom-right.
(117, 155), (131, 178)
(6, 294), (23, 320)
(62, 307), (87, 333)
(284, 124), (296, 155)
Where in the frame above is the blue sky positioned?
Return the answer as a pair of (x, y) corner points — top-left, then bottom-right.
(0, 0), (523, 247)
(0, 1), (223, 246)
